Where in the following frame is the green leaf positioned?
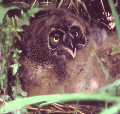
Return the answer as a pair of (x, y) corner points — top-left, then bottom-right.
(18, 7), (40, 26)
(27, 7), (41, 17)
(108, 0), (120, 39)
(0, 93), (120, 114)
(99, 79), (120, 96)
(10, 63), (21, 76)
(100, 103), (120, 114)
(0, 4), (19, 24)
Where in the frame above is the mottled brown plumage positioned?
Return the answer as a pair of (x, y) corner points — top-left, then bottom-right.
(19, 8), (120, 96)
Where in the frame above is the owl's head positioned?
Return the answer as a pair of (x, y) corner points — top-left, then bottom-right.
(21, 8), (88, 64)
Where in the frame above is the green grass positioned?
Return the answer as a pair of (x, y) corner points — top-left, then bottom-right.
(108, 0), (120, 39)
(0, 93), (120, 114)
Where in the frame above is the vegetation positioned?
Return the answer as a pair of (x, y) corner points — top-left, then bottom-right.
(0, 0), (120, 114)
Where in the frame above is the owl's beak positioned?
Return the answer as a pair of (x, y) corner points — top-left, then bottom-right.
(63, 47), (76, 59)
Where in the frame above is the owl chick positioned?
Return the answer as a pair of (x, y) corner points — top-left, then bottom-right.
(19, 8), (119, 96)
(19, 8), (89, 95)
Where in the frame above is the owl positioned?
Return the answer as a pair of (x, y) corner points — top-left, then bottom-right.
(19, 8), (120, 96)
(19, 8), (88, 95)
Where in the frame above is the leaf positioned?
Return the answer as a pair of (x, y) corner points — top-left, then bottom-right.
(18, 7), (41, 26)
(12, 85), (27, 97)
(0, 93), (120, 114)
(0, 4), (19, 24)
(27, 7), (41, 17)
(10, 63), (21, 76)
(99, 79), (120, 96)
(100, 103), (120, 114)
(108, 0), (120, 39)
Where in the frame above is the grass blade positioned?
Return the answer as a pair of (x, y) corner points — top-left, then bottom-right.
(0, 93), (120, 113)
(108, 0), (120, 39)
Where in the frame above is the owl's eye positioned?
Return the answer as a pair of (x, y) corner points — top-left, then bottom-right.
(53, 36), (60, 42)
(70, 26), (87, 48)
(49, 30), (64, 49)
(70, 26), (82, 38)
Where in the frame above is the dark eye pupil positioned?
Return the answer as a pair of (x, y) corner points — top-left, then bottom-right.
(54, 37), (59, 40)
(70, 26), (88, 49)
(49, 30), (64, 49)
(70, 26), (81, 38)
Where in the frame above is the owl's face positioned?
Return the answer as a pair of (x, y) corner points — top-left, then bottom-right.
(48, 21), (88, 58)
(21, 8), (88, 64)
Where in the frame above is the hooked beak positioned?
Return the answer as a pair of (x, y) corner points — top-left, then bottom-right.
(63, 47), (76, 59)
(62, 33), (77, 59)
